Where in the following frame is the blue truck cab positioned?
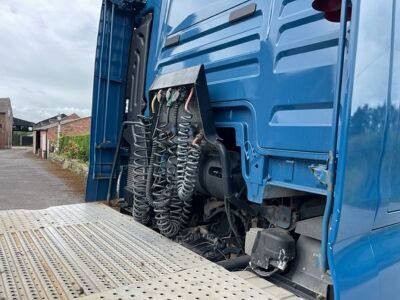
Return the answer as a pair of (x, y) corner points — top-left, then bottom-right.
(86, 0), (400, 299)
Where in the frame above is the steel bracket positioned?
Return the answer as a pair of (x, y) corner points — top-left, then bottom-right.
(309, 164), (329, 186)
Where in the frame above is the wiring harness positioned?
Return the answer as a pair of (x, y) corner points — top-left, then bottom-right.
(132, 87), (203, 237)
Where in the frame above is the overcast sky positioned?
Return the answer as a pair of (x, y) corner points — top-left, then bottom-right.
(0, 0), (101, 122)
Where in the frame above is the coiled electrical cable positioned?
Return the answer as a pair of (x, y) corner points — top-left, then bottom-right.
(179, 141), (201, 202)
(131, 116), (152, 224)
(132, 87), (204, 236)
(151, 129), (168, 203)
(154, 151), (182, 237)
(180, 142), (202, 223)
(145, 100), (165, 207)
(175, 90), (202, 225)
(176, 115), (191, 190)
(153, 99), (184, 237)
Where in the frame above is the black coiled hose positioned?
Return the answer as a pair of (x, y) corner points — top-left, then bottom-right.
(146, 98), (185, 237)
(180, 143), (201, 223)
(155, 100), (184, 237)
(176, 113), (202, 225)
(145, 101), (165, 207)
(131, 116), (152, 225)
(131, 89), (202, 237)
(145, 128), (166, 207)
(154, 151), (182, 237)
(176, 117), (190, 189)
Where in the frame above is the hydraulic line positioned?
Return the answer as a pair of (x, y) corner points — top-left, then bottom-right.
(151, 129), (168, 203)
(156, 89), (202, 234)
(131, 116), (152, 224)
(217, 255), (250, 271)
(176, 115), (191, 194)
(216, 140), (244, 251)
(180, 141), (202, 223)
(154, 150), (181, 237)
(150, 94), (158, 113)
(176, 104), (202, 225)
(184, 87), (194, 113)
(145, 101), (165, 207)
(116, 165), (125, 200)
(144, 89), (187, 236)
(321, 0), (350, 271)
(132, 87), (203, 236)
(107, 120), (137, 206)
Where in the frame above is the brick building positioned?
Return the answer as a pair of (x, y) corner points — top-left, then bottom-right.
(33, 114), (91, 158)
(0, 98), (13, 149)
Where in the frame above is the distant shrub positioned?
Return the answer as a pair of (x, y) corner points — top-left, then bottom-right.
(59, 135), (90, 162)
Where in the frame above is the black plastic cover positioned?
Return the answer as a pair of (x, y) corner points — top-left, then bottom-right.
(197, 152), (243, 200)
(251, 228), (296, 271)
(125, 13), (153, 128)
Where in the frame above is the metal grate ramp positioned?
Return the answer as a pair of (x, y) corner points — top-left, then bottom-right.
(0, 203), (300, 300)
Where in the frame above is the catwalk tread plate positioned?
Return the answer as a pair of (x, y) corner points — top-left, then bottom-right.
(0, 203), (300, 300)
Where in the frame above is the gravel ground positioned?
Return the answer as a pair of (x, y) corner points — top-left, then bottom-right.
(0, 147), (85, 210)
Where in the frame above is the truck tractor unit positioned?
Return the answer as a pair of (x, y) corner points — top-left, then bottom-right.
(86, 0), (400, 299)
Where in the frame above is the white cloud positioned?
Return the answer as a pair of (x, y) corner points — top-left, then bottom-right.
(0, 0), (101, 122)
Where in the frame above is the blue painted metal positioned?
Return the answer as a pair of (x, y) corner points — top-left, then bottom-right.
(143, 0), (340, 203)
(87, 1), (400, 298)
(86, 0), (134, 201)
(320, 0), (350, 272)
(88, 0), (340, 203)
(329, 0), (400, 299)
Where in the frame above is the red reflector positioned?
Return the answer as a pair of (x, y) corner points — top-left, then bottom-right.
(312, 0), (341, 12)
(312, 0), (352, 22)
(324, 7), (352, 22)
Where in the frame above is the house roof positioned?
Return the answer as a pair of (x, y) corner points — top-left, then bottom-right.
(0, 98), (12, 114)
(63, 113), (80, 121)
(34, 115), (90, 131)
(34, 114), (67, 129)
(13, 117), (35, 127)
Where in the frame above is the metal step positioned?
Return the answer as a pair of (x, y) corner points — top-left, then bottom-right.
(0, 203), (303, 300)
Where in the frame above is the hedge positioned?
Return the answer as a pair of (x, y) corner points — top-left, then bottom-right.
(59, 134), (90, 162)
